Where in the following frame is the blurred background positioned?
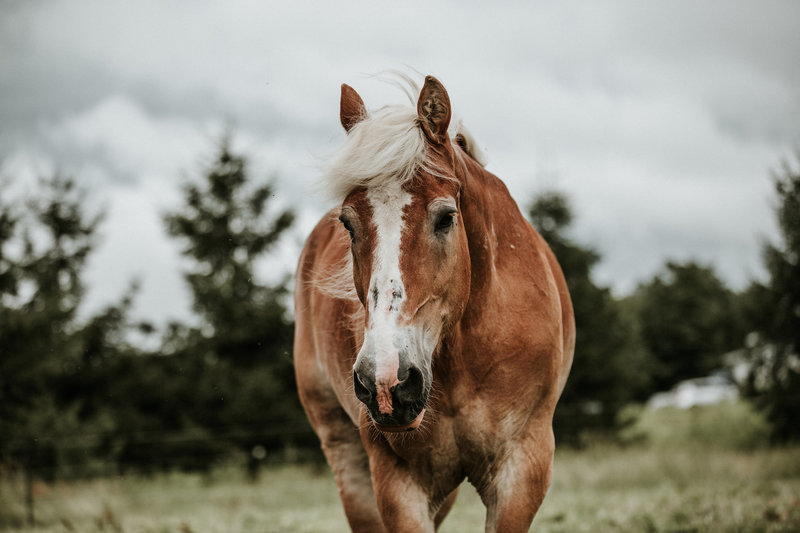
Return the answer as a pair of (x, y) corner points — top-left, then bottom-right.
(1, 1), (799, 531)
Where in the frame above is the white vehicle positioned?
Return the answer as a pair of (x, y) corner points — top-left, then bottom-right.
(647, 375), (739, 410)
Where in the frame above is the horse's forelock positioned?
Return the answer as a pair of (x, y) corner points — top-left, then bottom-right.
(324, 105), (429, 201)
(324, 78), (486, 201)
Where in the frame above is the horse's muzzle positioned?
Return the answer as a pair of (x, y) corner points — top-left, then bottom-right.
(353, 365), (429, 431)
(374, 409), (426, 432)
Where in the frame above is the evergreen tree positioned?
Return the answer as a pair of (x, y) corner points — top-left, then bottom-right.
(0, 175), (133, 522)
(744, 153), (800, 442)
(163, 135), (306, 475)
(165, 136), (294, 364)
(528, 191), (652, 445)
(0, 176), (99, 478)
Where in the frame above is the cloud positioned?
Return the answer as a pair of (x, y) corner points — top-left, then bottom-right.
(1, 0), (799, 321)
(83, 186), (190, 324)
(20, 94), (323, 322)
(40, 95), (204, 185)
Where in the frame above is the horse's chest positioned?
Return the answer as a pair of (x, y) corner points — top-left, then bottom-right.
(427, 400), (522, 477)
(458, 404), (519, 455)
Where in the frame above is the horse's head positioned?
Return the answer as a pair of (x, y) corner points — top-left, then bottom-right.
(329, 76), (471, 432)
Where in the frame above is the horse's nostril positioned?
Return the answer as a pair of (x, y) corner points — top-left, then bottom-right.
(353, 370), (374, 404)
(394, 366), (424, 404)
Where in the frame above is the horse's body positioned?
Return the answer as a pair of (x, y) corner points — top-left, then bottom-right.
(294, 76), (574, 532)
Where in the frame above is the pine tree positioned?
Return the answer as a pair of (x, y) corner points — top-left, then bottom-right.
(164, 135), (306, 476)
(0, 175), (110, 523)
(745, 153), (800, 442)
(165, 136), (294, 364)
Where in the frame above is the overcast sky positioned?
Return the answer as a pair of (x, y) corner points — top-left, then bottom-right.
(2, 0), (799, 325)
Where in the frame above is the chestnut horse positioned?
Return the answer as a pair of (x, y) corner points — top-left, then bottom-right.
(294, 75), (574, 532)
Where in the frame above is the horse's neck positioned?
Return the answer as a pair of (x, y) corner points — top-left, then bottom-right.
(457, 152), (521, 297)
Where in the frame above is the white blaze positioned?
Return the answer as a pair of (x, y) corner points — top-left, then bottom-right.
(361, 183), (411, 414)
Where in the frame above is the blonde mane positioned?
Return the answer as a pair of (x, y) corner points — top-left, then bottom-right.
(325, 105), (430, 200)
(323, 76), (487, 201)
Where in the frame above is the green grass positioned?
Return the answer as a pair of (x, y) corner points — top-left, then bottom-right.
(2, 403), (800, 532)
(536, 445), (800, 532)
(619, 400), (773, 450)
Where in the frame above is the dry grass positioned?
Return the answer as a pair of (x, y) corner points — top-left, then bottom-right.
(2, 403), (799, 532)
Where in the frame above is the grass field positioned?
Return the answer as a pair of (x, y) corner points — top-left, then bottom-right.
(2, 402), (799, 532)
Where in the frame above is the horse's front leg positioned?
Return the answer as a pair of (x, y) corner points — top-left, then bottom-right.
(481, 430), (555, 533)
(361, 425), (436, 531)
(371, 461), (435, 533)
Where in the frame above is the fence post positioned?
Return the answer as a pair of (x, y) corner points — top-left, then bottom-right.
(25, 464), (34, 527)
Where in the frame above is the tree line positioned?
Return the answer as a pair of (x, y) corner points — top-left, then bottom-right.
(1, 138), (798, 489)
(531, 155), (800, 446)
(0, 137), (314, 497)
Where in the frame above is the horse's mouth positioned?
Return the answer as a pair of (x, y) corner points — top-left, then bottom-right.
(357, 374), (431, 433)
(373, 408), (426, 433)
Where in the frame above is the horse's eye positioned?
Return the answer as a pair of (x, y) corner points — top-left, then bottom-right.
(435, 212), (455, 233)
(338, 215), (355, 241)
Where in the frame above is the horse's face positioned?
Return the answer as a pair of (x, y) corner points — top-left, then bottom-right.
(337, 77), (470, 432)
(340, 173), (470, 432)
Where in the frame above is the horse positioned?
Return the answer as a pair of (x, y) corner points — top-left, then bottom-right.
(293, 74), (574, 532)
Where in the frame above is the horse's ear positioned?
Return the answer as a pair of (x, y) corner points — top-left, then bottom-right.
(417, 75), (451, 144)
(340, 83), (367, 133)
